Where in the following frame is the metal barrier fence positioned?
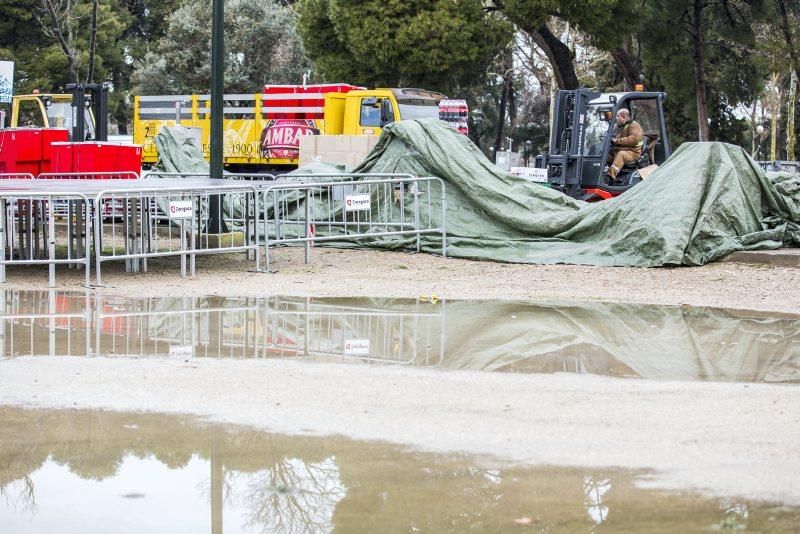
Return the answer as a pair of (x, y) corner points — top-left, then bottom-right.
(0, 173), (36, 180)
(0, 172), (447, 283)
(93, 183), (260, 285)
(258, 175), (447, 271)
(756, 160), (800, 173)
(37, 171), (140, 180)
(0, 191), (92, 287)
(145, 172), (277, 182)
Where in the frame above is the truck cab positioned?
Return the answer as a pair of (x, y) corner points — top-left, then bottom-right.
(323, 88), (445, 136)
(537, 88), (671, 201)
(10, 93), (97, 141)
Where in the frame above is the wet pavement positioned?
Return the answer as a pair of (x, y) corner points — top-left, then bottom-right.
(1, 289), (799, 383)
(1, 406), (798, 533)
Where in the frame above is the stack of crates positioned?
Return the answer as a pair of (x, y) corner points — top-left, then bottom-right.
(50, 142), (142, 176)
(0, 128), (69, 174)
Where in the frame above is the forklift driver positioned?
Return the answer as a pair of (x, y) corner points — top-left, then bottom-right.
(605, 108), (643, 184)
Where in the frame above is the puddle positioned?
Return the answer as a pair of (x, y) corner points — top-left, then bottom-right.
(0, 406), (797, 533)
(1, 290), (799, 383)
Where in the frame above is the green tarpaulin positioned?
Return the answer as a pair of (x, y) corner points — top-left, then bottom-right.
(350, 119), (800, 266)
(155, 120), (800, 267)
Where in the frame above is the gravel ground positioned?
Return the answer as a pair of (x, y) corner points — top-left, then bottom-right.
(4, 246), (800, 314)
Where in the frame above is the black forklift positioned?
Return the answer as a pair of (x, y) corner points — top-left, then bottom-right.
(535, 88), (671, 201)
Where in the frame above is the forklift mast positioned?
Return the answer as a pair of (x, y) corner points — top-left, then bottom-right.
(66, 83), (108, 142)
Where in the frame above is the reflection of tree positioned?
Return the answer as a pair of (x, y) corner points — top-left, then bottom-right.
(231, 456), (346, 534)
(583, 475), (610, 526)
(1, 475), (37, 516)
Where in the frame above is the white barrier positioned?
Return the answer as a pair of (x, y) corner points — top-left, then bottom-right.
(258, 175), (447, 271)
(93, 182), (260, 285)
(0, 191), (92, 287)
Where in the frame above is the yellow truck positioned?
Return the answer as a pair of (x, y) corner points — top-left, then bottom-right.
(132, 85), (462, 171)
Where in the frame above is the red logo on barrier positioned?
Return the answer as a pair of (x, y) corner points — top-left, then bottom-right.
(260, 120), (319, 159)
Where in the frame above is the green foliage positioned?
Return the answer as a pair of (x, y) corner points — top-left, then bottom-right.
(638, 0), (763, 143)
(131, 0), (310, 94)
(297, 0), (512, 94)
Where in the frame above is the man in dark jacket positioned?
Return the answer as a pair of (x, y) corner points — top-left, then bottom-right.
(606, 108), (643, 183)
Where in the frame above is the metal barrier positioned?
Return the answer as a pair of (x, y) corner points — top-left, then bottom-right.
(0, 173), (35, 180)
(92, 183), (260, 285)
(145, 172), (277, 182)
(258, 176), (447, 271)
(0, 191), (92, 287)
(37, 171), (140, 180)
(756, 160), (800, 173)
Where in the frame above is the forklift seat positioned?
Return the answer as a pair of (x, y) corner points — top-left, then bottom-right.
(622, 134), (660, 170)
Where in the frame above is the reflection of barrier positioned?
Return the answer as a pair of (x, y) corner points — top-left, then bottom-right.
(93, 183), (260, 284)
(0, 173), (35, 180)
(264, 297), (446, 366)
(258, 175), (447, 271)
(0, 290), (92, 357)
(0, 191), (92, 286)
(0, 291), (446, 366)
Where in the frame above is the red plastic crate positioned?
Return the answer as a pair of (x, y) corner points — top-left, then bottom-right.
(262, 83), (362, 120)
(72, 142), (141, 176)
(40, 129), (69, 173)
(50, 142), (75, 173)
(12, 129), (43, 164)
(0, 130), (17, 173)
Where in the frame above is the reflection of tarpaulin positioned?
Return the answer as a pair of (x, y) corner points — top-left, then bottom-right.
(259, 120), (319, 159)
(438, 301), (800, 383)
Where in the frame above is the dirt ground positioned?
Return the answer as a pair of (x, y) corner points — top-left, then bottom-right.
(4, 246), (800, 314)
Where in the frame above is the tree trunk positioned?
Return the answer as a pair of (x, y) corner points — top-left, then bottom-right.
(691, 0), (710, 141)
(777, 0), (800, 88)
(610, 45), (641, 90)
(530, 24), (579, 90)
(787, 70), (797, 161)
(86, 0), (98, 83)
(494, 68), (512, 153)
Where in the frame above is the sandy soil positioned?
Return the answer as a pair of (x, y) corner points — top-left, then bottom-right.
(1, 357), (799, 507)
(3, 247), (800, 314)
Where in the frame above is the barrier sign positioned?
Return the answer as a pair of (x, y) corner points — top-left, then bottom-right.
(344, 339), (370, 355)
(510, 167), (549, 183)
(344, 194), (371, 211)
(168, 200), (193, 219)
(0, 61), (13, 104)
(169, 345), (194, 357)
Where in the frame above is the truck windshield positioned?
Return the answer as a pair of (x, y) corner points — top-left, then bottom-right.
(46, 102), (96, 140)
(397, 102), (439, 121)
(583, 104), (613, 156)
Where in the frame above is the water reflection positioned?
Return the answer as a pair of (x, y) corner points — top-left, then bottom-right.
(1, 407), (797, 533)
(1, 290), (799, 382)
